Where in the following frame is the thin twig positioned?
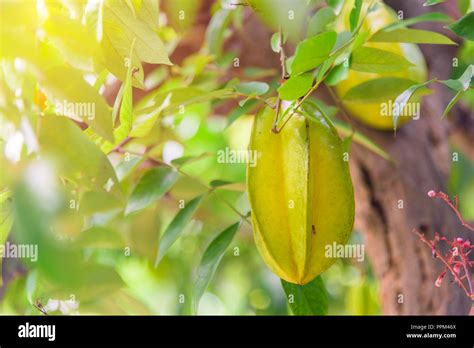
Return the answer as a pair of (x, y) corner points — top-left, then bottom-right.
(428, 191), (474, 232)
(415, 230), (473, 299)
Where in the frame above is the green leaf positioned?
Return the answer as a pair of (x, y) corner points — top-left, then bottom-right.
(104, 0), (171, 65)
(76, 226), (126, 249)
(39, 116), (120, 194)
(39, 66), (114, 141)
(307, 7), (336, 37)
(113, 40), (135, 143)
(270, 32), (281, 53)
(442, 90), (464, 117)
(391, 80), (433, 130)
(440, 65), (473, 91)
(234, 82), (269, 96)
(343, 77), (421, 103)
(334, 121), (393, 162)
(154, 195), (205, 267)
(142, 87), (231, 117)
(351, 46), (413, 73)
(13, 179), (123, 292)
(205, 9), (233, 56)
(226, 98), (259, 128)
(126, 167), (179, 215)
(382, 12), (451, 31)
(43, 9), (99, 71)
(281, 276), (328, 315)
(0, 190), (13, 286)
(291, 31), (337, 75)
(325, 62), (349, 86)
(193, 222), (240, 312)
(209, 180), (233, 188)
(349, 0), (362, 33)
(278, 73), (313, 100)
(370, 28), (456, 45)
(447, 12), (474, 41)
(171, 153), (212, 167)
(247, 0), (309, 42)
(424, 0), (445, 6)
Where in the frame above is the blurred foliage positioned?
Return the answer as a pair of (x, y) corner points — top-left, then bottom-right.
(0, 0), (472, 315)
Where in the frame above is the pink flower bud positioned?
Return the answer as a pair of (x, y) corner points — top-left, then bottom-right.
(427, 190), (436, 198)
(456, 238), (464, 244)
(435, 270), (447, 287)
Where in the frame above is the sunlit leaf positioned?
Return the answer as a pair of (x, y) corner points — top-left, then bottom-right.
(205, 9), (233, 56)
(114, 40), (135, 143)
(351, 46), (413, 73)
(278, 73), (313, 100)
(126, 167), (179, 215)
(349, 0), (362, 33)
(291, 31), (337, 75)
(307, 7), (336, 37)
(39, 66), (114, 141)
(154, 195), (205, 267)
(325, 62), (349, 86)
(0, 190), (13, 286)
(76, 226), (126, 249)
(370, 28), (456, 45)
(270, 32), (281, 53)
(39, 116), (120, 194)
(193, 222), (240, 312)
(343, 77), (422, 103)
(234, 82), (269, 96)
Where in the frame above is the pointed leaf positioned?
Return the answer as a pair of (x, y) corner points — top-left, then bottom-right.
(392, 80), (433, 130)
(234, 82), (269, 96)
(155, 195), (205, 267)
(440, 65), (473, 91)
(39, 66), (114, 141)
(193, 222), (241, 312)
(382, 12), (451, 31)
(349, 0), (362, 33)
(343, 77), (421, 103)
(442, 90), (464, 117)
(291, 31), (337, 75)
(351, 46), (413, 73)
(278, 73), (313, 100)
(307, 7), (336, 37)
(126, 167), (179, 215)
(281, 276), (328, 315)
(39, 116), (120, 193)
(370, 28), (456, 44)
(447, 11), (474, 40)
